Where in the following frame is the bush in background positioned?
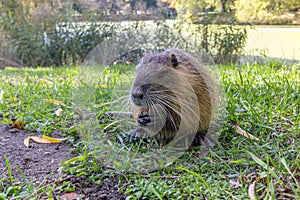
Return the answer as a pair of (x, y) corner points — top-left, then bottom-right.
(84, 20), (248, 66)
(0, 0), (248, 67)
(234, 0), (273, 23)
(197, 24), (248, 64)
(0, 0), (116, 67)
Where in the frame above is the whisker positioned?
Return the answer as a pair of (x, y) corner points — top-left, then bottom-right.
(153, 99), (180, 130)
(154, 96), (200, 127)
(152, 94), (199, 120)
(114, 95), (132, 112)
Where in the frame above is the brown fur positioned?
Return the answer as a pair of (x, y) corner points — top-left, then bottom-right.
(130, 49), (217, 146)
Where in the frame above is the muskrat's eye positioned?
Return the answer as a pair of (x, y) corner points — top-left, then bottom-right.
(141, 84), (151, 93)
(169, 54), (179, 68)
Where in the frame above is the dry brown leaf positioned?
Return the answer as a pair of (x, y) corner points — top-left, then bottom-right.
(231, 120), (259, 141)
(60, 192), (82, 200)
(24, 136), (51, 148)
(248, 179), (257, 200)
(55, 108), (63, 116)
(43, 98), (66, 106)
(229, 179), (242, 189)
(248, 175), (268, 200)
(23, 137), (30, 148)
(24, 135), (67, 147)
(12, 121), (26, 129)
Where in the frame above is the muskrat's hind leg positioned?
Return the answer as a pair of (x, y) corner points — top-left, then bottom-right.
(191, 131), (207, 146)
(192, 130), (216, 148)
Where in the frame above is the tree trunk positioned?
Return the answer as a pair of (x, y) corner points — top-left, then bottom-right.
(221, 0), (226, 12)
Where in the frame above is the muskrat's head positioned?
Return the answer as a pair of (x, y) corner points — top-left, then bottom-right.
(130, 49), (210, 139)
(130, 51), (181, 108)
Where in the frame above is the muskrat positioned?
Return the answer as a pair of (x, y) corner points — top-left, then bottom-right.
(130, 48), (218, 146)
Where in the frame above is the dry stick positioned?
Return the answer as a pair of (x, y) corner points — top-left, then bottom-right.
(140, 175), (180, 179)
(230, 120), (259, 141)
(108, 48), (144, 66)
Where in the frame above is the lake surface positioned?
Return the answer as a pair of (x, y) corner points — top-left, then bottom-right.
(245, 26), (300, 60)
(71, 21), (300, 61)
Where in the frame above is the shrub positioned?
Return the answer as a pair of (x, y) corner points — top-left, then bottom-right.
(0, 0), (114, 67)
(86, 20), (248, 65)
(234, 0), (273, 23)
(0, 1), (248, 67)
(199, 25), (248, 64)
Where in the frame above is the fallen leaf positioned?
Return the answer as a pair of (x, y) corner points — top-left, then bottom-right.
(42, 135), (67, 143)
(248, 179), (257, 200)
(55, 108), (63, 116)
(43, 98), (66, 106)
(23, 137), (30, 147)
(60, 192), (82, 200)
(12, 121), (26, 129)
(229, 179), (242, 189)
(99, 84), (109, 89)
(24, 136), (51, 147)
(231, 120), (259, 141)
(24, 135), (67, 148)
(248, 175), (267, 200)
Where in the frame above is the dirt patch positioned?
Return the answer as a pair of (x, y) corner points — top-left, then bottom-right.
(0, 124), (74, 183)
(0, 123), (126, 199)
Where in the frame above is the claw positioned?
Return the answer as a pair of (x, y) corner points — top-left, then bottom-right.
(126, 128), (149, 143)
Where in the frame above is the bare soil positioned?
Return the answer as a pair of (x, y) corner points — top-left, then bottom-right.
(0, 123), (126, 199)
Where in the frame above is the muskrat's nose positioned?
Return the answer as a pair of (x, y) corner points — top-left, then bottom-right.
(132, 92), (143, 100)
(132, 89), (144, 100)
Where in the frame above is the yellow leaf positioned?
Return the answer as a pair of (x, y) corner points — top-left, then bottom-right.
(99, 84), (109, 89)
(23, 135), (67, 148)
(42, 135), (67, 143)
(43, 98), (66, 106)
(24, 136), (51, 148)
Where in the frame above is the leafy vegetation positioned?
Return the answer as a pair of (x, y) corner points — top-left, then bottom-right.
(0, 1), (248, 67)
(0, 61), (299, 199)
(1, 0), (299, 69)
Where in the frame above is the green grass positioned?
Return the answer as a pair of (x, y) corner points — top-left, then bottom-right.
(0, 62), (299, 199)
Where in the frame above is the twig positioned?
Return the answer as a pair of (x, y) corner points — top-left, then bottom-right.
(108, 48), (144, 66)
(140, 175), (180, 179)
(230, 120), (259, 141)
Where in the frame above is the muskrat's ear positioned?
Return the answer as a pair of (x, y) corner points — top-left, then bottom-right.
(169, 54), (179, 68)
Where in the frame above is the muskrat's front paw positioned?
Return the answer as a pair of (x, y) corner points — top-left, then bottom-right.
(127, 128), (149, 143)
(137, 113), (151, 126)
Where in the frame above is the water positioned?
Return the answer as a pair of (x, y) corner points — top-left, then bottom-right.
(245, 26), (300, 60)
